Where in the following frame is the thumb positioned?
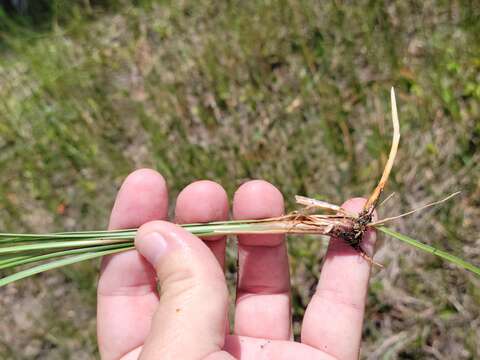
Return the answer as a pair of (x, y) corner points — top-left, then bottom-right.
(135, 221), (233, 360)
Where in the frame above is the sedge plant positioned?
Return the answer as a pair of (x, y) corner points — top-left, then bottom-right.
(1, 88), (479, 288)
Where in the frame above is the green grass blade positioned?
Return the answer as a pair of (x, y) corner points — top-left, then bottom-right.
(0, 222), (261, 242)
(0, 243), (134, 270)
(0, 230), (136, 243)
(0, 221), (266, 246)
(0, 254), (33, 267)
(378, 226), (480, 276)
(0, 239), (130, 254)
(0, 247), (130, 287)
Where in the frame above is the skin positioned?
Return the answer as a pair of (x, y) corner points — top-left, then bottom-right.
(97, 168), (377, 360)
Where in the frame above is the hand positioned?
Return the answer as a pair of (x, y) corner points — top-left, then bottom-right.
(97, 169), (377, 360)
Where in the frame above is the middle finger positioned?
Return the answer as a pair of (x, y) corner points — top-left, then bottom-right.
(232, 180), (291, 340)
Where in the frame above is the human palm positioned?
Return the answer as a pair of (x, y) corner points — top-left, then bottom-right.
(97, 169), (376, 360)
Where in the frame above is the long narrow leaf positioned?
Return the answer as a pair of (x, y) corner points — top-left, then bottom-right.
(0, 243), (133, 270)
(0, 254), (32, 267)
(0, 248), (128, 287)
(0, 231), (136, 243)
(0, 239), (129, 254)
(378, 226), (480, 276)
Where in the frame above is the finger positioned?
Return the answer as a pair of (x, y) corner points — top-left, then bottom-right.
(301, 198), (377, 360)
(97, 169), (168, 360)
(232, 180), (291, 340)
(175, 180), (230, 335)
(135, 221), (233, 360)
(175, 180), (229, 269)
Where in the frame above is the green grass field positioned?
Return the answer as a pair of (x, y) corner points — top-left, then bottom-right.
(0, 1), (479, 358)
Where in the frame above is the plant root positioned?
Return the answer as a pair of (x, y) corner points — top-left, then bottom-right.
(358, 249), (384, 269)
(340, 87), (399, 263)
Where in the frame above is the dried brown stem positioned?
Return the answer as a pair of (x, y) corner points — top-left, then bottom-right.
(213, 213), (356, 236)
(363, 87), (400, 214)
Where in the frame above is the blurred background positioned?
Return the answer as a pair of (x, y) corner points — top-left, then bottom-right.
(0, 0), (479, 358)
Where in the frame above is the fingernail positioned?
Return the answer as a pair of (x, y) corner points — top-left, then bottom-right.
(137, 231), (169, 266)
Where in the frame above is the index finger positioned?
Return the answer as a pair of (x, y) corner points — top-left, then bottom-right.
(301, 198), (377, 360)
(97, 169), (168, 360)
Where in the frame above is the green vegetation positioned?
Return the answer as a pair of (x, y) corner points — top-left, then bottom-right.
(0, 1), (479, 358)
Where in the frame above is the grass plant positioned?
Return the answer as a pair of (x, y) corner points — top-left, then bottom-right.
(2, 89), (478, 288)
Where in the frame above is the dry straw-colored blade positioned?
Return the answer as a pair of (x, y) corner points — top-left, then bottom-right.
(364, 87), (400, 212)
